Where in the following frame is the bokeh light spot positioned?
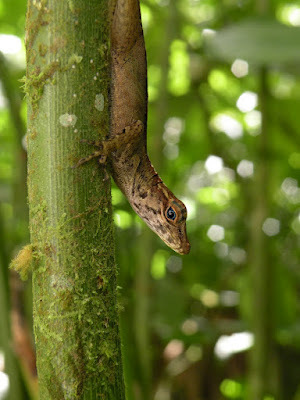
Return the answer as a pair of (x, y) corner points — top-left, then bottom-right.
(185, 345), (202, 362)
(204, 155), (223, 174)
(231, 59), (249, 78)
(207, 224), (225, 242)
(236, 91), (258, 113)
(201, 289), (219, 307)
(281, 177), (298, 196)
(0, 34), (22, 54)
(237, 160), (254, 178)
(181, 319), (198, 335)
(262, 218), (280, 236)
(215, 332), (254, 359)
(164, 339), (184, 361)
(0, 371), (9, 400)
(163, 117), (184, 144)
(211, 114), (243, 139)
(244, 110), (262, 136)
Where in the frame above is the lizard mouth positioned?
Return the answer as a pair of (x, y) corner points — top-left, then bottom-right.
(176, 240), (191, 255)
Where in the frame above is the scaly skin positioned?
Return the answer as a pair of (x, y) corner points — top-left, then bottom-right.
(78, 0), (190, 254)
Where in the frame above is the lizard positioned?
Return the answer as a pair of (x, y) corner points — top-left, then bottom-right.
(76, 0), (190, 255)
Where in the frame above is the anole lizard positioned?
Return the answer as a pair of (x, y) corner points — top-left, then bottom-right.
(77, 0), (190, 255)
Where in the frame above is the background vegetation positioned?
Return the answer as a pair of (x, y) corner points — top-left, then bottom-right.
(0, 0), (299, 399)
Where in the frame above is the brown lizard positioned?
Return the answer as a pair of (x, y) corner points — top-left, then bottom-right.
(77, 0), (190, 255)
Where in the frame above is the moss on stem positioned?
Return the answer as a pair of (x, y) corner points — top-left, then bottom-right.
(26, 0), (125, 398)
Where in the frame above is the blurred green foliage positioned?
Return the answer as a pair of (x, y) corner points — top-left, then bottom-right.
(0, 0), (299, 399)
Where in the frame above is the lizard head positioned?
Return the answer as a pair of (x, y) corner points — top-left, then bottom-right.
(159, 196), (191, 255)
(132, 185), (190, 255)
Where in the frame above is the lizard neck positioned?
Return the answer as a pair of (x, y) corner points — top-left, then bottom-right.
(122, 154), (169, 218)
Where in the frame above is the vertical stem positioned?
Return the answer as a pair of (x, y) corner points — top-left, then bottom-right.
(132, 2), (177, 398)
(247, 68), (273, 400)
(0, 53), (28, 229)
(134, 232), (153, 400)
(26, 0), (125, 398)
(247, 1), (277, 398)
(0, 206), (25, 400)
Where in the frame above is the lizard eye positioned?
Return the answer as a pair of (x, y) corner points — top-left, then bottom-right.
(166, 207), (176, 221)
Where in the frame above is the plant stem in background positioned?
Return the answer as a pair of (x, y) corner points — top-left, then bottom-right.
(132, 2), (178, 398)
(247, 68), (276, 400)
(0, 206), (26, 400)
(0, 53), (28, 229)
(25, 1), (125, 398)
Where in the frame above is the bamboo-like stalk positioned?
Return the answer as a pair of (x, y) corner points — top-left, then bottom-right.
(246, 68), (275, 400)
(25, 0), (125, 398)
(132, 3), (177, 398)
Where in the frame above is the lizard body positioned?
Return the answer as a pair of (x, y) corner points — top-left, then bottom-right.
(78, 0), (190, 254)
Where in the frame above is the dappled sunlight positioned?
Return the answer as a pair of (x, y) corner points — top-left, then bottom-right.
(281, 177), (298, 199)
(236, 91), (258, 113)
(163, 339), (184, 361)
(181, 318), (198, 335)
(236, 159), (254, 178)
(219, 290), (240, 307)
(0, 34), (25, 68)
(166, 255), (182, 273)
(204, 155), (223, 174)
(151, 250), (168, 280)
(271, 73), (296, 98)
(214, 242), (229, 258)
(0, 354), (9, 399)
(0, 34), (22, 55)
(207, 224), (225, 242)
(277, 3), (300, 26)
(220, 379), (243, 398)
(184, 3), (215, 24)
(229, 247), (247, 264)
(148, 64), (161, 101)
(0, 84), (6, 109)
(202, 28), (216, 39)
(200, 289), (219, 307)
(163, 143), (179, 160)
(185, 345), (202, 362)
(181, 197), (196, 220)
(0, 372), (9, 400)
(114, 210), (133, 229)
(291, 212), (300, 234)
(231, 58), (249, 78)
(262, 218), (280, 236)
(163, 117), (184, 144)
(211, 113), (243, 139)
(214, 332), (254, 359)
(168, 40), (190, 96)
(244, 110), (261, 135)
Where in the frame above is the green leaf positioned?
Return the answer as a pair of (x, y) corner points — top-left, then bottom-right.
(205, 18), (300, 65)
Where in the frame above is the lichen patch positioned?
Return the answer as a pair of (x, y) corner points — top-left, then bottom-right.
(59, 113), (77, 127)
(95, 94), (104, 111)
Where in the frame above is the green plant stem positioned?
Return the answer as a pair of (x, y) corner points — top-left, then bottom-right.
(247, 67), (275, 400)
(26, 1), (125, 398)
(0, 52), (26, 145)
(132, 3), (178, 398)
(0, 52), (28, 232)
